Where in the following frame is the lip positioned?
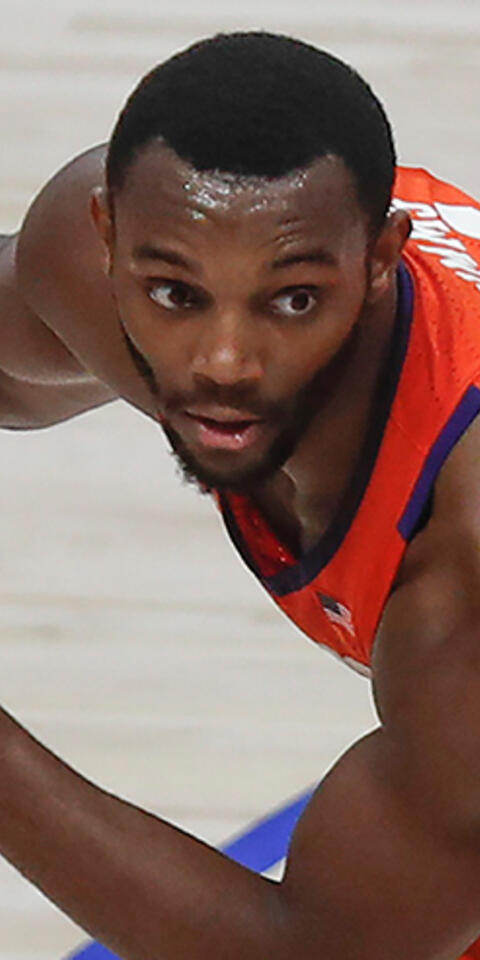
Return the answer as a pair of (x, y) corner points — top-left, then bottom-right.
(184, 411), (265, 451)
(185, 407), (262, 424)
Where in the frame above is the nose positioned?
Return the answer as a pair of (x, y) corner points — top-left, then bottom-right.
(191, 311), (264, 388)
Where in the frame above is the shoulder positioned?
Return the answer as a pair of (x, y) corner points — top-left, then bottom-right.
(369, 411), (480, 835)
(16, 144), (110, 327)
(397, 409), (480, 591)
(375, 409), (480, 711)
(14, 145), (147, 403)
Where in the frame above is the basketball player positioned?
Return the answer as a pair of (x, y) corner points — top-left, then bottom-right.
(1, 31), (480, 960)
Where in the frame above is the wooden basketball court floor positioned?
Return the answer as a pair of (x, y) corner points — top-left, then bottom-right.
(1, 1), (479, 957)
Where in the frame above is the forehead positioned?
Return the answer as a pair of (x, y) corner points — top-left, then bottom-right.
(114, 141), (366, 248)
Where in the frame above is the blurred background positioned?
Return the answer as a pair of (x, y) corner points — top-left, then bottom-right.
(0, 2), (479, 958)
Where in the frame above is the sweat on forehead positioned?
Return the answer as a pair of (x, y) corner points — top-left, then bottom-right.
(114, 141), (362, 228)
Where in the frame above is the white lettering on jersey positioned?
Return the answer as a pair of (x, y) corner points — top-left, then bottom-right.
(409, 219), (465, 249)
(393, 200), (436, 219)
(435, 203), (480, 240)
(416, 246), (480, 275)
(392, 198), (480, 292)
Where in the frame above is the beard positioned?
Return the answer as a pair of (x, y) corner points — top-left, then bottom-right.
(120, 314), (363, 495)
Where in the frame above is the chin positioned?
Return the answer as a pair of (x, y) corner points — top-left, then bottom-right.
(161, 416), (302, 494)
(175, 453), (277, 495)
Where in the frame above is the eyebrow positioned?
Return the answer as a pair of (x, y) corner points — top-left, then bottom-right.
(131, 243), (337, 274)
(131, 244), (201, 275)
(271, 248), (338, 270)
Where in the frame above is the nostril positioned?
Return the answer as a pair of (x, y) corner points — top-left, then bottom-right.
(192, 339), (263, 385)
(192, 352), (262, 386)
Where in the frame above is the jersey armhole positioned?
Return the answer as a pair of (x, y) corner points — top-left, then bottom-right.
(398, 384), (480, 541)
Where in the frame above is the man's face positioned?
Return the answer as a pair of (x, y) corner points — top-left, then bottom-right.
(104, 144), (377, 492)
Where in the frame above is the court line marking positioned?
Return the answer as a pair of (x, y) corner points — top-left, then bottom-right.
(65, 787), (315, 960)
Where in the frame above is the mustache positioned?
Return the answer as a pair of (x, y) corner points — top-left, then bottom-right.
(163, 382), (284, 421)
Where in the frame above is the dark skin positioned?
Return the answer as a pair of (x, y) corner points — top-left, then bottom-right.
(99, 146), (402, 550)
(1, 141), (480, 958)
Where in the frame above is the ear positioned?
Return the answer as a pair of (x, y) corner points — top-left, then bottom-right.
(367, 210), (411, 303)
(90, 186), (114, 275)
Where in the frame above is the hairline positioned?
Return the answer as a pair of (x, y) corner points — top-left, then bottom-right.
(105, 138), (388, 237)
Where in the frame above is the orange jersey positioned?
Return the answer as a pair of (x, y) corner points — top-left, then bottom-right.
(216, 167), (480, 677)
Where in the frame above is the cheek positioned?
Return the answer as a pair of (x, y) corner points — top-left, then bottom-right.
(274, 310), (357, 390)
(114, 279), (192, 377)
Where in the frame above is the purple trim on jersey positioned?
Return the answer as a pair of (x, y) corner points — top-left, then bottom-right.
(398, 384), (480, 541)
(221, 262), (414, 598)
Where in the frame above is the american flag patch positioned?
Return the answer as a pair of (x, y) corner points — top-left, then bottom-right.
(317, 593), (356, 637)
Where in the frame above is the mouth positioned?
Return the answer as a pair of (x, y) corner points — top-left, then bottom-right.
(184, 411), (265, 451)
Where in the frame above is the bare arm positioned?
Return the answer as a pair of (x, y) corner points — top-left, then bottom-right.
(293, 416), (480, 959)
(0, 146), (119, 428)
(0, 422), (479, 956)
(0, 233), (116, 427)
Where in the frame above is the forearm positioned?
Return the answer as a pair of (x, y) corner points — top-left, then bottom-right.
(0, 707), (287, 960)
(3, 707), (480, 960)
(0, 700), (309, 960)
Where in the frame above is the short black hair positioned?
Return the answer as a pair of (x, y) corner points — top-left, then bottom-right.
(106, 31), (396, 231)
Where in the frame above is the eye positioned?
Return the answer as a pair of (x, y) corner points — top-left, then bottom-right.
(148, 280), (199, 311)
(270, 286), (320, 318)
